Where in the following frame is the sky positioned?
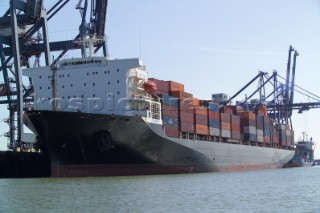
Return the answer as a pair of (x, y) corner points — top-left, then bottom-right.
(1, 0), (320, 157)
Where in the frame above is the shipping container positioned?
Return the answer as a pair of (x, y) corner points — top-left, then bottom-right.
(209, 111), (219, 120)
(195, 114), (208, 125)
(239, 111), (256, 120)
(209, 127), (220, 136)
(179, 111), (194, 123)
(231, 115), (240, 131)
(162, 116), (179, 127)
(170, 91), (193, 99)
(180, 121), (194, 133)
(195, 107), (208, 116)
(242, 126), (257, 134)
(209, 120), (220, 128)
(220, 113), (231, 123)
(167, 81), (184, 92)
(195, 124), (209, 135)
(225, 105), (244, 114)
(242, 133), (257, 142)
(231, 130), (241, 139)
(162, 104), (178, 117)
(192, 98), (200, 107)
(149, 78), (169, 93)
(257, 135), (264, 142)
(221, 122), (231, 130)
(264, 136), (271, 143)
(158, 94), (178, 107)
(221, 130), (231, 138)
(164, 126), (179, 138)
(208, 102), (219, 112)
(240, 119), (256, 127)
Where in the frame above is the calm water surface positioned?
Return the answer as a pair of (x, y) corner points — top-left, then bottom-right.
(0, 167), (319, 213)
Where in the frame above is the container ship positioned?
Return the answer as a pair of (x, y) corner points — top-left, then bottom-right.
(22, 36), (295, 177)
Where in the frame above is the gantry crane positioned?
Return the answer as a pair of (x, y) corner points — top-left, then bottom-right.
(0, 0), (108, 150)
(223, 46), (320, 129)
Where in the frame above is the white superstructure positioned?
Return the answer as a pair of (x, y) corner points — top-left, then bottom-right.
(23, 56), (162, 124)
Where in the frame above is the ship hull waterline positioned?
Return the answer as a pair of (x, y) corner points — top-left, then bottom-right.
(24, 110), (295, 177)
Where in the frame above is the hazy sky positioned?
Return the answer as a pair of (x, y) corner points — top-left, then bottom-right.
(1, 0), (320, 156)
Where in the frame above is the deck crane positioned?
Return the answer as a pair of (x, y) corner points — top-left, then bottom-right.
(0, 0), (108, 150)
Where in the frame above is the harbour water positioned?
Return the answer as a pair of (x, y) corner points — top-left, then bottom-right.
(0, 167), (319, 213)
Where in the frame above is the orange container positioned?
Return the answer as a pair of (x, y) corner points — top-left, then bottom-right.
(195, 124), (209, 135)
(168, 81), (184, 92)
(221, 122), (231, 130)
(258, 104), (268, 117)
(209, 111), (219, 120)
(192, 98), (200, 107)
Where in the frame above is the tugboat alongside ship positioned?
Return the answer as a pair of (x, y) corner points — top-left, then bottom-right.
(285, 133), (315, 168)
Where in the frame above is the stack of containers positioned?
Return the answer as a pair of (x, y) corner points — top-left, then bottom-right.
(270, 119), (279, 145)
(278, 124), (286, 146)
(171, 91), (195, 134)
(256, 115), (264, 143)
(208, 102), (220, 136)
(285, 125), (293, 146)
(149, 78), (169, 94)
(240, 112), (257, 142)
(231, 114), (241, 139)
(263, 117), (271, 143)
(220, 111), (231, 138)
(167, 81), (184, 92)
(194, 107), (209, 135)
(158, 94), (179, 138)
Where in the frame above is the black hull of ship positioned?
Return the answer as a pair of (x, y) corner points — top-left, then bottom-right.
(24, 110), (295, 177)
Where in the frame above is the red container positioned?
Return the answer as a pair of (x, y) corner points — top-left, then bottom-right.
(221, 107), (233, 115)
(240, 119), (256, 127)
(195, 114), (208, 125)
(264, 136), (271, 143)
(231, 115), (240, 131)
(162, 104), (178, 117)
(220, 113), (231, 123)
(180, 121), (194, 133)
(209, 111), (219, 120)
(149, 78), (169, 93)
(195, 124), (209, 135)
(164, 126), (179, 138)
(180, 111), (194, 123)
(170, 91), (193, 99)
(231, 130), (241, 139)
(168, 81), (184, 92)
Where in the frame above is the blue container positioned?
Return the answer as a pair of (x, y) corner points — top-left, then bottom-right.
(209, 102), (219, 112)
(209, 119), (220, 128)
(158, 94), (178, 107)
(162, 116), (179, 127)
(243, 133), (257, 142)
(264, 130), (270, 137)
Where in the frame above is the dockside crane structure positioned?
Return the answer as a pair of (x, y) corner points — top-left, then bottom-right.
(0, 0), (108, 150)
(223, 46), (320, 128)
